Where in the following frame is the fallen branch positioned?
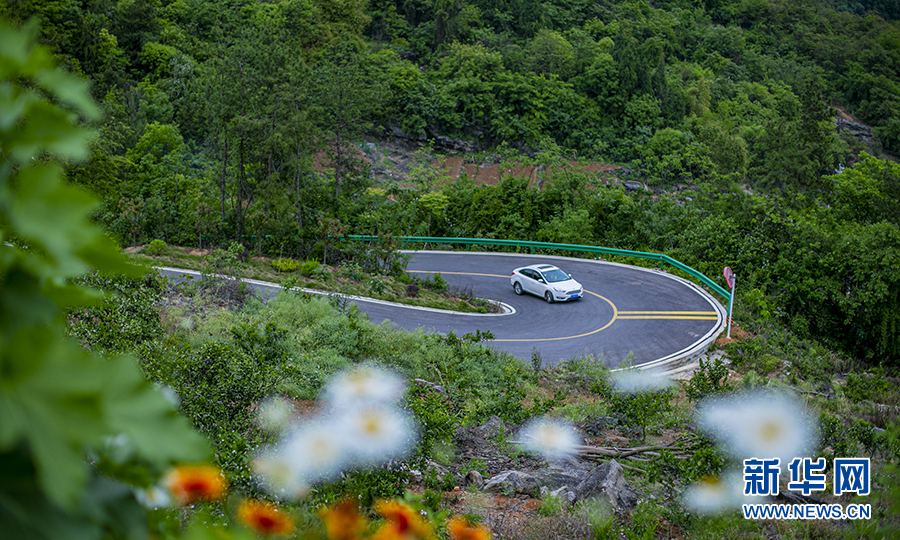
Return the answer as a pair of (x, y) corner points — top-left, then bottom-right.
(507, 440), (687, 460)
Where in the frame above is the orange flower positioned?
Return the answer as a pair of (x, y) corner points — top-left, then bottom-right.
(319, 499), (367, 540)
(238, 499), (295, 537)
(164, 465), (227, 505)
(447, 517), (491, 540)
(371, 500), (434, 540)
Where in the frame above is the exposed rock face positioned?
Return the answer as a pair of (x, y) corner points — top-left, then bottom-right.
(834, 117), (875, 151)
(482, 459), (638, 512)
(433, 135), (480, 153)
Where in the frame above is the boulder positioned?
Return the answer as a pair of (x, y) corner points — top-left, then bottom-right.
(532, 465), (590, 491)
(550, 486), (578, 507)
(575, 460), (639, 512)
(484, 471), (540, 497)
(466, 470), (484, 489)
(473, 416), (506, 439)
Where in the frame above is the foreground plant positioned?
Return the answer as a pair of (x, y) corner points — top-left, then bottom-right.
(0, 18), (208, 538)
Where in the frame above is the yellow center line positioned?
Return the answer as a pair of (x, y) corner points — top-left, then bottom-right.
(617, 310), (718, 320)
(618, 311), (717, 315)
(617, 316), (719, 320)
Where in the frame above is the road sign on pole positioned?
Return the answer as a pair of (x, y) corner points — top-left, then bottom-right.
(723, 267), (735, 338)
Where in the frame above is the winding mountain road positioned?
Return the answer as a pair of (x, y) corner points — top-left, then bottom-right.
(160, 251), (726, 369)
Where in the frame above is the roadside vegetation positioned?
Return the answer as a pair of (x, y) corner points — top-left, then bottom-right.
(129, 240), (504, 314)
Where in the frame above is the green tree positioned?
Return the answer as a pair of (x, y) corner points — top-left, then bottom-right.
(314, 34), (385, 202)
(525, 29), (577, 79)
(420, 190), (450, 236)
(611, 26), (650, 100)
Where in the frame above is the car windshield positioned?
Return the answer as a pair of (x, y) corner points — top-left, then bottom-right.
(541, 269), (570, 283)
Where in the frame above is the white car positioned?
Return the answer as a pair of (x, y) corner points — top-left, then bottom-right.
(510, 264), (583, 303)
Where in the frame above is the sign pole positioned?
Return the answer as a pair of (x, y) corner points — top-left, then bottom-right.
(727, 274), (735, 339)
(723, 267), (736, 339)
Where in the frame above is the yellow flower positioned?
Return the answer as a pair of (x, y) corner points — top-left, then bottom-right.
(447, 517), (491, 540)
(238, 499), (295, 537)
(371, 500), (434, 540)
(164, 465), (227, 505)
(319, 499), (367, 540)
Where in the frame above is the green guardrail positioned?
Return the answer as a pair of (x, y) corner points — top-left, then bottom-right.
(347, 235), (731, 302)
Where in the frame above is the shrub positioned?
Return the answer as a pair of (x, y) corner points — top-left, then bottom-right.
(431, 272), (448, 292)
(145, 239), (167, 256)
(207, 247), (243, 277)
(337, 262), (365, 281)
(227, 240), (247, 259)
(538, 495), (563, 517)
(406, 284), (419, 297)
(366, 275), (391, 295)
(300, 259), (319, 277)
(844, 372), (892, 403)
(67, 273), (164, 354)
(684, 357), (733, 402)
(405, 384), (459, 460)
(271, 258), (300, 272)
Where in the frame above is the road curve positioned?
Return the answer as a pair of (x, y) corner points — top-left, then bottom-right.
(158, 251), (726, 369)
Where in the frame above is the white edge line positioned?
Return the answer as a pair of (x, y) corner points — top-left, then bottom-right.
(154, 266), (516, 316)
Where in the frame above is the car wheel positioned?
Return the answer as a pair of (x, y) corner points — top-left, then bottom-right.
(544, 291), (554, 303)
(513, 282), (523, 295)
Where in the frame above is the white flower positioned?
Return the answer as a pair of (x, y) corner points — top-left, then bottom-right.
(134, 485), (172, 509)
(518, 417), (580, 460)
(683, 470), (765, 514)
(697, 390), (816, 462)
(281, 420), (349, 480)
(337, 404), (418, 465)
(252, 450), (311, 501)
(252, 418), (347, 499)
(321, 365), (406, 410)
(256, 396), (295, 432)
(610, 369), (671, 393)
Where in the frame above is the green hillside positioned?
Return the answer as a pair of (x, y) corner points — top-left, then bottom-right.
(3, 5), (900, 538)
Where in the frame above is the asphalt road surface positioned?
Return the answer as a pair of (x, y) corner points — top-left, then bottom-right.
(159, 251), (726, 368)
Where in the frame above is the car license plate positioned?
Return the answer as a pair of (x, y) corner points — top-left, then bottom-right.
(570, 294), (579, 299)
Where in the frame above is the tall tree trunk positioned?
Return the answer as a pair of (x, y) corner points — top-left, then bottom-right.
(220, 134), (228, 226)
(295, 141), (303, 230)
(237, 57), (247, 242)
(335, 104), (343, 202)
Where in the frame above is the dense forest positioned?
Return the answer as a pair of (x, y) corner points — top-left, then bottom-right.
(2, 0), (900, 365)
